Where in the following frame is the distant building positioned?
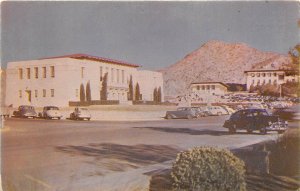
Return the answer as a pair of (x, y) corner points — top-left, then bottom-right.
(244, 69), (299, 90)
(190, 82), (228, 95)
(5, 54), (164, 107)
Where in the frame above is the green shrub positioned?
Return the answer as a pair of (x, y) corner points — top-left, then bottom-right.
(171, 147), (246, 191)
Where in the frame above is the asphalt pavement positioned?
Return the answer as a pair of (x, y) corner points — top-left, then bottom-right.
(1, 116), (289, 191)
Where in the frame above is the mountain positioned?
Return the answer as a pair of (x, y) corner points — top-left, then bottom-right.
(160, 40), (291, 97)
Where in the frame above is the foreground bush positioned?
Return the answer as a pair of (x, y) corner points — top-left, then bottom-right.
(171, 147), (246, 191)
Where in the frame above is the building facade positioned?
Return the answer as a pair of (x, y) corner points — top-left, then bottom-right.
(190, 82), (228, 95)
(244, 69), (299, 90)
(5, 54), (164, 107)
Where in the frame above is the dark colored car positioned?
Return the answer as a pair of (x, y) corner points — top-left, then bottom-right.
(13, 105), (37, 118)
(165, 107), (197, 119)
(223, 108), (288, 134)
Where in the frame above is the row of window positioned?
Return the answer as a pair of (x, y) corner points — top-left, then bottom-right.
(252, 79), (277, 85)
(19, 89), (55, 98)
(195, 85), (216, 91)
(250, 72), (278, 77)
(19, 66), (55, 79)
(99, 66), (126, 84)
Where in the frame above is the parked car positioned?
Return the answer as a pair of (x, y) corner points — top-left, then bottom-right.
(70, 107), (91, 120)
(223, 108), (288, 134)
(204, 106), (228, 116)
(13, 105), (37, 118)
(192, 107), (210, 117)
(220, 105), (235, 115)
(39, 106), (62, 119)
(165, 107), (197, 119)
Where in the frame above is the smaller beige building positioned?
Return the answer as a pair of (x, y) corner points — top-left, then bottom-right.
(190, 82), (228, 95)
(244, 69), (299, 90)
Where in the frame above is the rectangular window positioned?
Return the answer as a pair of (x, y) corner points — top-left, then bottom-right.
(100, 66), (103, 80)
(111, 68), (114, 82)
(43, 67), (47, 78)
(197, 85), (200, 90)
(206, 85), (210, 90)
(35, 90), (38, 98)
(51, 89), (54, 97)
(34, 67), (38, 79)
(211, 85), (215, 90)
(122, 70), (125, 83)
(50, 66), (55, 78)
(19, 90), (22, 98)
(201, 85), (205, 90)
(26, 68), (31, 79)
(43, 89), (46, 97)
(18, 68), (23, 79)
(279, 75), (284, 80)
(117, 69), (120, 83)
(81, 67), (85, 78)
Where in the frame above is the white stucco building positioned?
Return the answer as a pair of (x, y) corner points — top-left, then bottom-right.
(244, 69), (299, 90)
(190, 82), (228, 95)
(5, 54), (164, 107)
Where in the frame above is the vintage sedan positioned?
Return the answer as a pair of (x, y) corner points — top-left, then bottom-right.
(223, 108), (288, 134)
(165, 107), (197, 119)
(13, 105), (37, 118)
(70, 107), (91, 120)
(39, 106), (62, 120)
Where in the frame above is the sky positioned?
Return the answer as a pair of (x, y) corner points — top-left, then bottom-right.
(1, 1), (299, 70)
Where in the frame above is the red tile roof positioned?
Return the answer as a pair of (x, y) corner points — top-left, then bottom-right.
(40, 53), (139, 68)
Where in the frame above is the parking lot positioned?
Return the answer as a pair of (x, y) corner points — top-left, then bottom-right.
(1, 115), (289, 191)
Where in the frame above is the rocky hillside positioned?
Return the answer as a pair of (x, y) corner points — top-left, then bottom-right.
(160, 40), (291, 97)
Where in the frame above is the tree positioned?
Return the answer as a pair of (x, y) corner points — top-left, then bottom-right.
(100, 73), (108, 100)
(86, 81), (92, 102)
(128, 75), (133, 101)
(80, 83), (85, 102)
(157, 87), (162, 103)
(285, 44), (300, 75)
(135, 82), (140, 101)
(153, 87), (158, 102)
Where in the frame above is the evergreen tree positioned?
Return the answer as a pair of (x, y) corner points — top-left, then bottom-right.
(157, 87), (162, 102)
(80, 83), (85, 102)
(128, 75), (133, 101)
(100, 73), (108, 100)
(153, 87), (158, 102)
(86, 81), (92, 102)
(135, 82), (140, 101)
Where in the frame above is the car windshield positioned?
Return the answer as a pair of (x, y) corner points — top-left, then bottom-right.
(21, 106), (34, 110)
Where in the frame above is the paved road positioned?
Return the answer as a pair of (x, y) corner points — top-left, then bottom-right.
(1, 116), (286, 191)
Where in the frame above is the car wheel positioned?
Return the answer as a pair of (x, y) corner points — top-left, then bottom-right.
(87, 118), (90, 121)
(246, 125), (253, 134)
(166, 115), (173, 120)
(58, 117), (61, 120)
(260, 127), (267, 135)
(229, 124), (236, 134)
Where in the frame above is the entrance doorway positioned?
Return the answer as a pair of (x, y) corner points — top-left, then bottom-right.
(25, 90), (31, 103)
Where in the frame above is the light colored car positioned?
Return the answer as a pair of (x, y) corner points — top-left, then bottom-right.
(220, 105), (235, 115)
(204, 106), (228, 116)
(165, 107), (197, 119)
(70, 107), (91, 120)
(39, 106), (62, 119)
